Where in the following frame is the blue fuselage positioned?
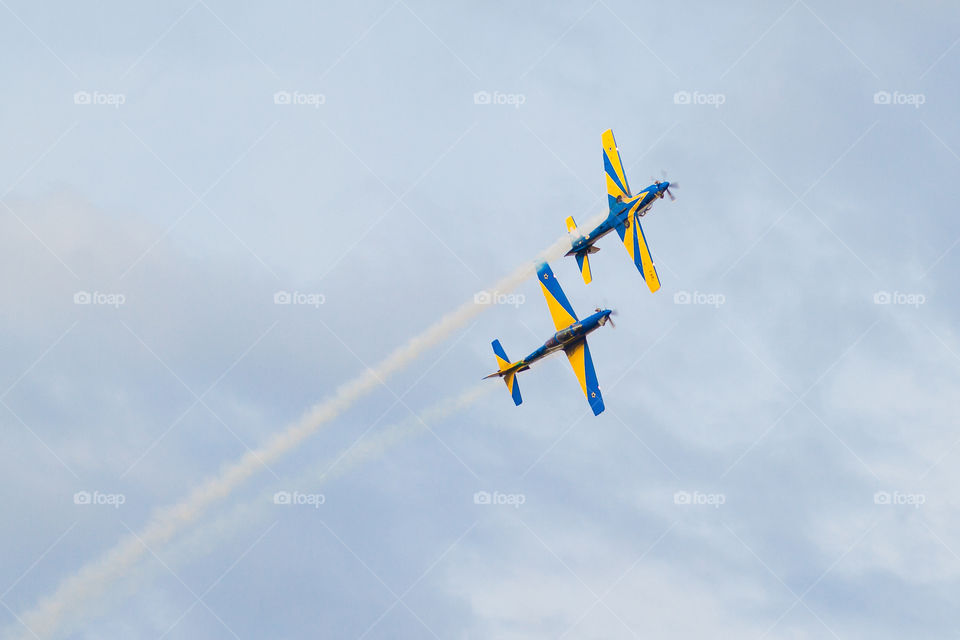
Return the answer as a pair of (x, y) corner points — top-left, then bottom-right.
(517, 310), (612, 368)
(567, 182), (667, 255)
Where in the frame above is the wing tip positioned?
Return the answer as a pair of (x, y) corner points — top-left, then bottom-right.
(535, 261), (552, 280)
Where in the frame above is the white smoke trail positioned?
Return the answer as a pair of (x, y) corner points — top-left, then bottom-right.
(9, 224), (596, 640)
(175, 383), (494, 567)
(76, 384), (494, 635)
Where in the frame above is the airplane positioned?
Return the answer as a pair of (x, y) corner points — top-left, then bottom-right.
(565, 128), (676, 291)
(483, 262), (613, 416)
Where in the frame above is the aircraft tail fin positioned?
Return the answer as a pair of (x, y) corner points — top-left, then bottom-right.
(502, 370), (522, 406)
(566, 216), (596, 284)
(483, 339), (522, 406)
(575, 251), (592, 284)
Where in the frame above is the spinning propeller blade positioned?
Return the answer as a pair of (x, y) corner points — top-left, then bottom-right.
(660, 171), (678, 201)
(595, 307), (617, 328)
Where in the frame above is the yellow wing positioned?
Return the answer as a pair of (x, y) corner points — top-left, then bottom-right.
(619, 215), (661, 293)
(564, 339), (604, 416)
(603, 129), (631, 207)
(537, 263), (578, 331)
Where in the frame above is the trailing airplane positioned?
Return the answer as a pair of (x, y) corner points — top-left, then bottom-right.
(565, 128), (676, 290)
(483, 262), (613, 416)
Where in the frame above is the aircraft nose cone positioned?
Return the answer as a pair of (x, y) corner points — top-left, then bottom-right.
(660, 181), (669, 191)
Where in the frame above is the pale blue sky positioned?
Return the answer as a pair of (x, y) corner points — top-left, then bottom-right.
(1, 1), (959, 638)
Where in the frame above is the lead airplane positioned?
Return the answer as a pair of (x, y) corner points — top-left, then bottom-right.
(565, 128), (676, 291)
(483, 262), (613, 416)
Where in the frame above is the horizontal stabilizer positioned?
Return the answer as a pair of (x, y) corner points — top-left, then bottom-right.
(503, 370), (522, 406)
(492, 338), (511, 371)
(485, 339), (523, 406)
(575, 251), (593, 284)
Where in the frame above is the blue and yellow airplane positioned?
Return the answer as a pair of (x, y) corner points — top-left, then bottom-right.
(483, 262), (613, 416)
(565, 129), (676, 290)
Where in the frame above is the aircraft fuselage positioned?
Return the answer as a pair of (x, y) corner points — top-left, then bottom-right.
(566, 183), (666, 256)
(517, 309), (612, 369)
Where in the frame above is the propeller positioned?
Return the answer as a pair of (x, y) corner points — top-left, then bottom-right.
(660, 170), (678, 201)
(595, 307), (617, 329)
